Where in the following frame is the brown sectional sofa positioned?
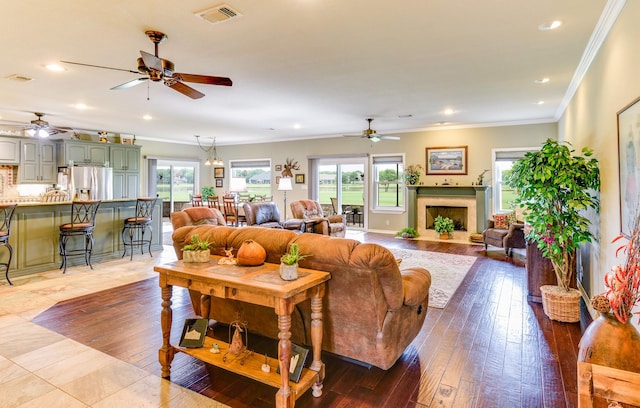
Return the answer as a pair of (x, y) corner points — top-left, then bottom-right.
(171, 215), (432, 370)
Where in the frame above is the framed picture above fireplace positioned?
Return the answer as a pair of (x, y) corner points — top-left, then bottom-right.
(426, 146), (468, 175)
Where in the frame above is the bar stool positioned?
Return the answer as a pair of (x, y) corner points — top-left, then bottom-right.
(122, 197), (158, 260)
(0, 204), (17, 285)
(59, 200), (101, 274)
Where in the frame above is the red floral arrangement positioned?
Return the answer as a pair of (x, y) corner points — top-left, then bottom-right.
(603, 213), (640, 324)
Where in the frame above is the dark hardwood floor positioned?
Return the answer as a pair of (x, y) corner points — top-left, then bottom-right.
(32, 233), (591, 407)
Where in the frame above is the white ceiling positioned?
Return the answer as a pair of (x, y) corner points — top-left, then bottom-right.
(0, 0), (610, 146)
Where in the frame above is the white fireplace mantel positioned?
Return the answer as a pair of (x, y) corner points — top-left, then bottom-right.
(406, 185), (491, 233)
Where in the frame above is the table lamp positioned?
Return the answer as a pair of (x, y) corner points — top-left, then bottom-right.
(278, 177), (293, 220)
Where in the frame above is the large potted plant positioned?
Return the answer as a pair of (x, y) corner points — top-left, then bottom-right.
(506, 138), (600, 322)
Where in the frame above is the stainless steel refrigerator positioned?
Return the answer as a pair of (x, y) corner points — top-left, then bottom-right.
(69, 166), (113, 201)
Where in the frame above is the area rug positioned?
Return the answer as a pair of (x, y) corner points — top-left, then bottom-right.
(388, 248), (477, 309)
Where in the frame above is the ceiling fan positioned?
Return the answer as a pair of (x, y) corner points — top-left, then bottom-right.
(344, 118), (400, 142)
(0, 112), (71, 137)
(61, 30), (232, 99)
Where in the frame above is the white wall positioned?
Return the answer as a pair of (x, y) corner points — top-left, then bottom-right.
(558, 1), (639, 328)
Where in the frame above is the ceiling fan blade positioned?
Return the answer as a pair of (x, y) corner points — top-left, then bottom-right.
(60, 60), (139, 74)
(111, 78), (148, 90)
(165, 81), (205, 99)
(176, 73), (232, 87)
(140, 50), (163, 72)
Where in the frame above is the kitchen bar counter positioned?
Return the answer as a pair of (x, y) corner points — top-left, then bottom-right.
(2, 199), (163, 281)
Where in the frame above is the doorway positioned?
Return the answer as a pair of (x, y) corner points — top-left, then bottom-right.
(318, 158), (366, 229)
(153, 159), (200, 216)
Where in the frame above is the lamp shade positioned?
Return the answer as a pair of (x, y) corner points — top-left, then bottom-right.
(278, 177), (293, 191)
(229, 177), (247, 192)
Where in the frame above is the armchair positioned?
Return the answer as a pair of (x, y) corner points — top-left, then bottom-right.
(290, 199), (346, 237)
(482, 218), (526, 256)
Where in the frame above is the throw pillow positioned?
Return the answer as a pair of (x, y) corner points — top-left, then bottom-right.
(493, 213), (509, 229)
(506, 210), (517, 226)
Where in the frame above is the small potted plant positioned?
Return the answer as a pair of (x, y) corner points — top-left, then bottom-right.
(280, 243), (308, 280)
(182, 235), (211, 263)
(396, 227), (418, 239)
(404, 164), (424, 185)
(434, 215), (454, 239)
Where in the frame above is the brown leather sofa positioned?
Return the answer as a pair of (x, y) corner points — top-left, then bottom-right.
(171, 220), (431, 370)
(289, 199), (347, 237)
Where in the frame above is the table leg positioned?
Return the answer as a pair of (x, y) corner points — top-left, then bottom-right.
(159, 283), (174, 378)
(310, 286), (325, 397)
(275, 299), (295, 408)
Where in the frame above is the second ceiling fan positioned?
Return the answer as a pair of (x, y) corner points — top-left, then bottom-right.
(62, 30), (232, 99)
(344, 118), (400, 142)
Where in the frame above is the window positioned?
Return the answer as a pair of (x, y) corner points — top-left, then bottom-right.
(492, 148), (537, 213)
(371, 154), (404, 211)
(229, 159), (271, 197)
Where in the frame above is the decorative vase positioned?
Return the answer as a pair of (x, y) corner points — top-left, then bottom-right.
(539, 285), (581, 322)
(578, 312), (640, 373)
(183, 249), (211, 263)
(405, 175), (419, 185)
(280, 263), (298, 280)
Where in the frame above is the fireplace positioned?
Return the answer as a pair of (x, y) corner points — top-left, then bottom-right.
(406, 185), (490, 236)
(426, 205), (468, 231)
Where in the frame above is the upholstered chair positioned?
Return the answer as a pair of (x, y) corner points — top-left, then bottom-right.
(289, 199), (346, 237)
(482, 218), (526, 256)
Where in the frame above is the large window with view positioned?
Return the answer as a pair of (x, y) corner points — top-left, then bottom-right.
(229, 159), (272, 198)
(492, 148), (537, 213)
(372, 154), (404, 211)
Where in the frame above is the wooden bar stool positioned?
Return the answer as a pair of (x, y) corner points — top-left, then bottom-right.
(122, 197), (158, 260)
(0, 204), (17, 285)
(59, 200), (101, 274)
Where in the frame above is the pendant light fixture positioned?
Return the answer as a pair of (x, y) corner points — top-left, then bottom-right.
(195, 135), (223, 166)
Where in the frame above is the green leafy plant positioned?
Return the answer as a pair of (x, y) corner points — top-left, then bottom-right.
(201, 186), (216, 200)
(404, 164), (424, 185)
(183, 235), (211, 251)
(280, 243), (308, 265)
(505, 138), (600, 291)
(434, 215), (455, 234)
(396, 227), (418, 238)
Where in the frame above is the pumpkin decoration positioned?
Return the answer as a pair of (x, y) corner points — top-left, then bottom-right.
(236, 239), (266, 266)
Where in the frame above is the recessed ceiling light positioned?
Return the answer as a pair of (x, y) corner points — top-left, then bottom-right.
(443, 108), (455, 115)
(534, 77), (550, 84)
(538, 20), (562, 31)
(535, 101), (545, 105)
(143, 114), (152, 120)
(293, 123), (301, 129)
(74, 103), (88, 110)
(45, 63), (65, 72)
(436, 121), (450, 126)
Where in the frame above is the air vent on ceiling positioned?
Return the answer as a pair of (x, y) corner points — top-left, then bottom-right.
(195, 4), (242, 24)
(5, 74), (34, 82)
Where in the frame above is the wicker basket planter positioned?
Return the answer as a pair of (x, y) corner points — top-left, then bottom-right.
(540, 285), (581, 322)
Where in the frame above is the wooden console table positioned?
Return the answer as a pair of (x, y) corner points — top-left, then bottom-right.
(153, 257), (330, 408)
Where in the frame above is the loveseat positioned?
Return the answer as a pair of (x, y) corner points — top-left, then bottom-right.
(171, 217), (431, 370)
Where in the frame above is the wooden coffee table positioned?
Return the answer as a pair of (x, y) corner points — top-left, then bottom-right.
(153, 257), (330, 408)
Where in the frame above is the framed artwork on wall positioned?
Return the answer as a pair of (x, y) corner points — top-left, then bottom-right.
(617, 96), (640, 235)
(214, 167), (224, 178)
(426, 146), (468, 175)
(295, 174), (305, 184)
(276, 176), (281, 185)
(215, 179), (223, 188)
(275, 164), (283, 171)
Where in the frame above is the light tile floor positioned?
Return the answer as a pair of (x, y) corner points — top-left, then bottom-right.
(0, 244), (228, 408)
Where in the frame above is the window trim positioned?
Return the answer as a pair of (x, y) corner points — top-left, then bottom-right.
(370, 153), (405, 214)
